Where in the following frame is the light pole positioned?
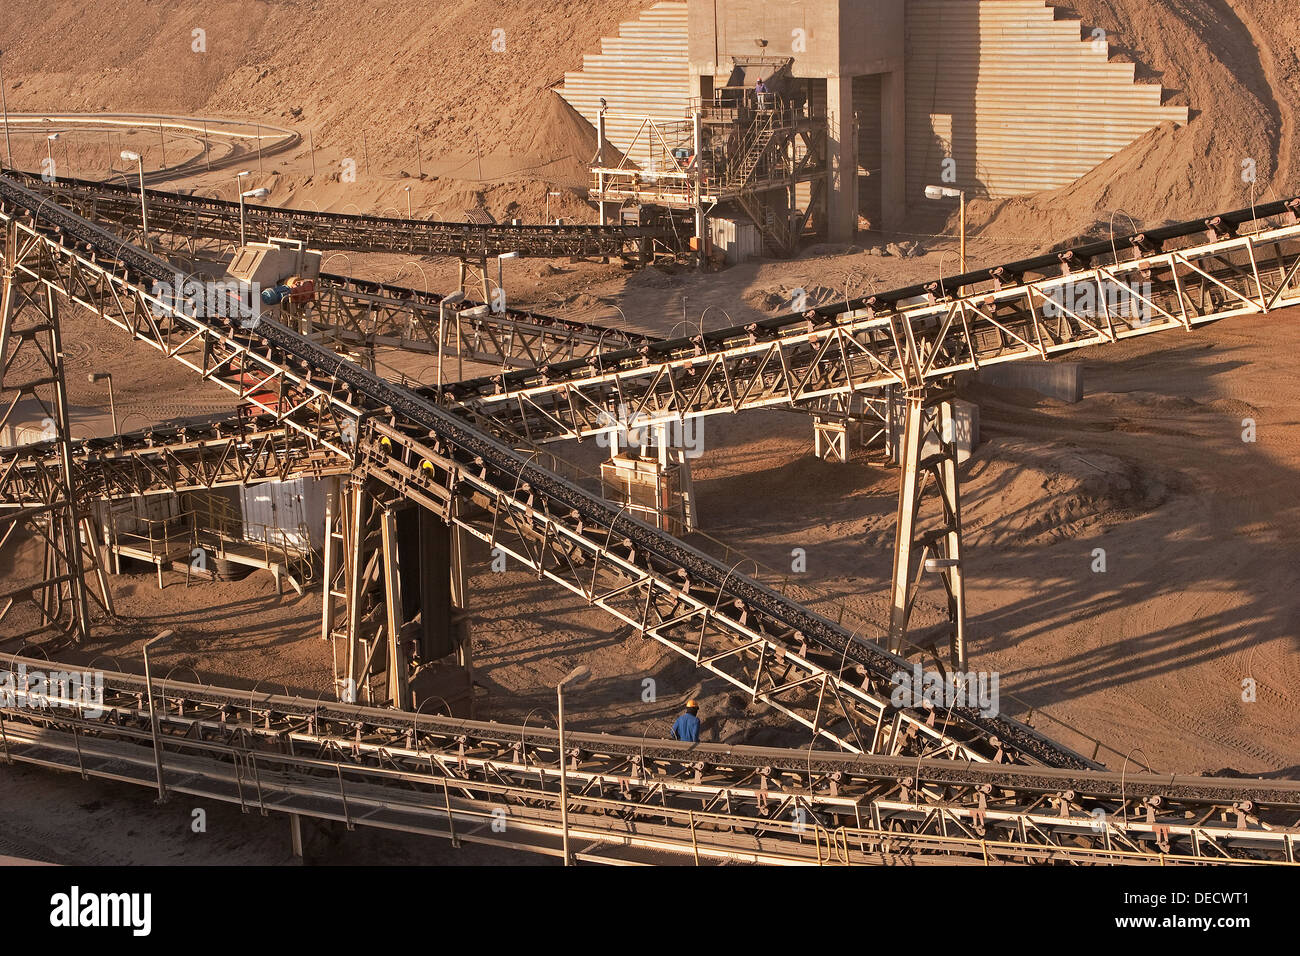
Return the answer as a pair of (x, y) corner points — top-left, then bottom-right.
(120, 150), (148, 240)
(597, 97), (608, 225)
(496, 251), (518, 313)
(46, 132), (59, 180)
(87, 372), (118, 435)
(239, 185), (269, 246)
(143, 629), (176, 802)
(437, 290), (466, 394)
(0, 49), (11, 167)
(556, 664), (591, 865)
(924, 184), (966, 274)
(404, 184), (413, 219)
(235, 170), (250, 243)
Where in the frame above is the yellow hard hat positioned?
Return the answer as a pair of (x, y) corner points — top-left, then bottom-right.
(686, 698), (698, 709)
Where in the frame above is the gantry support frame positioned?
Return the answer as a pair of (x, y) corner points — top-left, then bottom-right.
(0, 220), (112, 643)
(320, 474), (469, 710)
(887, 390), (966, 670)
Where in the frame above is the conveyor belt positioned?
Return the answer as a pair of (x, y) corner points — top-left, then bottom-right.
(0, 655), (1293, 866)
(3, 167), (668, 259)
(0, 171), (1096, 768)
(438, 196), (1300, 442)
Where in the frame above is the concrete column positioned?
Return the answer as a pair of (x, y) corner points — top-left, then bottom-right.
(826, 74), (858, 244)
(289, 813), (304, 861)
(880, 68), (906, 231)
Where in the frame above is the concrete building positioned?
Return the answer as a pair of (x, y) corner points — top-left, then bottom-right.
(560, 0), (1187, 253)
(686, 0), (906, 241)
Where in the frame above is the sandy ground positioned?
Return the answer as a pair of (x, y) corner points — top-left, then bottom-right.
(2, 0), (1300, 864)
(9, 295), (1298, 773)
(0, 760), (545, 865)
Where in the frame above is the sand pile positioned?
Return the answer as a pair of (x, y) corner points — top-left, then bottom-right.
(963, 438), (1173, 547)
(967, 0), (1300, 248)
(2, 0), (1296, 234)
(0, 0), (646, 170)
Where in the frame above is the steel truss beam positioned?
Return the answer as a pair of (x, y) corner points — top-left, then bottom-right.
(0, 413), (350, 504)
(0, 173), (1092, 767)
(6, 169), (663, 260)
(298, 273), (655, 375)
(0, 656), (1294, 865)
(445, 200), (1300, 443)
(353, 413), (1003, 761)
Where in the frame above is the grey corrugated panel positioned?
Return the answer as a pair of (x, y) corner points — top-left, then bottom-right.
(597, 38), (688, 50)
(562, 93), (691, 106)
(575, 51), (687, 62)
(592, 41), (683, 54)
(564, 72), (689, 84)
(905, 109), (1187, 126)
(590, 57), (687, 66)
(562, 85), (691, 97)
(905, 112), (1186, 132)
(564, 65), (688, 76)
(905, 0), (1188, 198)
(981, 109), (1186, 124)
(909, 87), (1175, 105)
(566, 66), (688, 79)
(573, 59), (688, 70)
(613, 25), (688, 37)
(557, 0), (693, 168)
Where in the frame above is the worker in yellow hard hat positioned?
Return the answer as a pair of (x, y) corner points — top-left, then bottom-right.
(670, 698), (701, 743)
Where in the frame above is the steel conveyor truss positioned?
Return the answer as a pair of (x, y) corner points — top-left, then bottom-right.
(0, 654), (1295, 866)
(0, 172), (1095, 768)
(4, 168), (664, 260)
(444, 197), (1300, 443)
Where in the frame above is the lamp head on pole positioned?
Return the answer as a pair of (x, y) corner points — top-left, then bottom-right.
(558, 665), (591, 692)
(145, 628), (175, 651)
(924, 184), (963, 200)
(120, 150), (141, 162)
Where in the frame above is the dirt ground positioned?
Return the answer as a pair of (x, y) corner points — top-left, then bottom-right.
(2, 0), (1300, 864)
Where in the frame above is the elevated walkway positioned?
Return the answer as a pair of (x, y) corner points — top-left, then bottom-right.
(102, 497), (312, 595)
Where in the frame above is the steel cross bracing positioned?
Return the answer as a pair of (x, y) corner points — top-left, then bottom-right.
(0, 220), (115, 641)
(4, 169), (665, 260)
(441, 197), (1300, 443)
(0, 414), (350, 504)
(0, 409), (1051, 763)
(298, 275), (868, 432)
(0, 173), (1095, 768)
(0, 655), (1295, 865)
(302, 272), (657, 372)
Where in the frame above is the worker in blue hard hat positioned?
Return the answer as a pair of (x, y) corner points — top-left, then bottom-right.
(670, 699), (701, 743)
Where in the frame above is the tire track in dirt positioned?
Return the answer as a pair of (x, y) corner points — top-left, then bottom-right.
(1220, 0), (1296, 194)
